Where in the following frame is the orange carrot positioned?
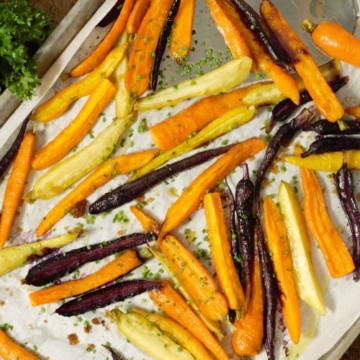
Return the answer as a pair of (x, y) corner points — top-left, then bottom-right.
(29, 250), (141, 306)
(345, 106), (360, 119)
(232, 254), (263, 356)
(0, 133), (35, 248)
(263, 196), (300, 344)
(125, 0), (174, 97)
(0, 329), (38, 360)
(149, 280), (229, 360)
(203, 192), (245, 313)
(300, 165), (355, 278)
(159, 235), (229, 321)
(36, 150), (158, 237)
(150, 83), (262, 151)
(126, 0), (152, 34)
(130, 205), (160, 233)
(159, 138), (266, 239)
(70, 0), (135, 77)
(32, 79), (116, 170)
(169, 0), (196, 64)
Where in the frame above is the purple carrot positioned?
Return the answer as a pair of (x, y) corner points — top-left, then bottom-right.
(302, 120), (360, 135)
(102, 345), (126, 360)
(335, 162), (360, 281)
(56, 280), (162, 317)
(25, 233), (154, 286)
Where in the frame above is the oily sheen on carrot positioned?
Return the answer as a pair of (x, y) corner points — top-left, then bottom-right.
(32, 79), (116, 170)
(0, 133), (35, 248)
(158, 138), (266, 239)
(203, 192), (245, 312)
(126, 0), (151, 34)
(125, 0), (174, 96)
(70, 0), (134, 77)
(300, 166), (355, 278)
(263, 196), (300, 344)
(0, 330), (38, 360)
(149, 281), (229, 360)
(260, 0), (343, 121)
(29, 250), (141, 306)
(150, 83), (262, 151)
(169, 0), (195, 63)
(36, 150), (158, 237)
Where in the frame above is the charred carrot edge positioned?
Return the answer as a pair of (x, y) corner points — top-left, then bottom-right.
(0, 133), (35, 248)
(32, 79), (116, 170)
(159, 138), (266, 239)
(300, 166), (355, 278)
(0, 329), (38, 360)
(260, 0), (343, 121)
(29, 250), (141, 306)
(231, 252), (263, 357)
(263, 196), (300, 344)
(125, 0), (174, 97)
(149, 82), (262, 151)
(169, 0), (196, 64)
(203, 192), (245, 313)
(36, 150), (158, 237)
(149, 280), (229, 360)
(220, 0), (299, 104)
(126, 0), (152, 34)
(70, 0), (134, 77)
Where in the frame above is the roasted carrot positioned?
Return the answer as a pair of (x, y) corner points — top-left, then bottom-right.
(263, 196), (300, 344)
(31, 45), (127, 122)
(303, 19), (360, 68)
(203, 193), (245, 313)
(29, 250), (141, 306)
(0, 329), (38, 360)
(149, 280), (229, 360)
(169, 0), (195, 64)
(130, 205), (160, 233)
(150, 83), (262, 151)
(300, 165), (355, 278)
(125, 0), (174, 97)
(231, 253), (263, 357)
(260, 0), (344, 121)
(159, 138), (266, 239)
(0, 133), (35, 248)
(32, 79), (116, 170)
(345, 106), (360, 119)
(70, 0), (134, 77)
(126, 0), (152, 34)
(36, 150), (158, 237)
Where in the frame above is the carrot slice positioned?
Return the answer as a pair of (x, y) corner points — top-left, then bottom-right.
(125, 0), (175, 97)
(149, 280), (229, 360)
(300, 166), (355, 277)
(32, 79), (116, 170)
(232, 253), (263, 356)
(29, 249), (141, 306)
(159, 138), (266, 239)
(203, 192), (245, 313)
(36, 150), (158, 237)
(263, 196), (300, 344)
(0, 133), (35, 248)
(70, 0), (135, 77)
(169, 0), (196, 64)
(126, 0), (152, 34)
(0, 329), (38, 360)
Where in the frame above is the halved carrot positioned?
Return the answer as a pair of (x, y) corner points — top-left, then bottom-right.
(36, 150), (158, 237)
(125, 0), (175, 97)
(29, 249), (141, 306)
(159, 138), (266, 239)
(169, 0), (196, 64)
(150, 83), (262, 151)
(149, 280), (229, 360)
(70, 0), (135, 77)
(0, 133), (35, 248)
(263, 196), (300, 344)
(126, 0), (152, 34)
(32, 79), (116, 170)
(203, 192), (245, 313)
(0, 329), (38, 360)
